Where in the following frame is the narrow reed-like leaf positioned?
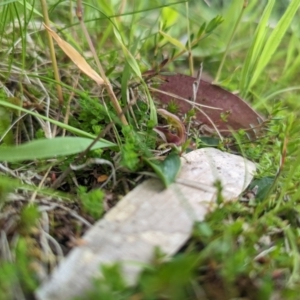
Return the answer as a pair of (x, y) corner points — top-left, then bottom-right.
(159, 30), (187, 51)
(239, 0), (275, 95)
(0, 137), (114, 162)
(250, 0), (300, 87)
(113, 26), (142, 79)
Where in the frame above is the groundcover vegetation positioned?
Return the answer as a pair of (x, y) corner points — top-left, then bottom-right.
(1, 0), (300, 299)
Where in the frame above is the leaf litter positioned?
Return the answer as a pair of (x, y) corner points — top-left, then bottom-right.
(152, 73), (265, 139)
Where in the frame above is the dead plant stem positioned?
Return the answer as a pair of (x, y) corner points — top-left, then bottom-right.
(40, 0), (64, 105)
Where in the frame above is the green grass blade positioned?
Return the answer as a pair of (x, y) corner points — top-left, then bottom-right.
(0, 107), (13, 145)
(215, 1), (245, 83)
(112, 25), (142, 79)
(0, 0), (18, 6)
(249, 0), (300, 88)
(239, 0), (275, 95)
(0, 137), (113, 162)
(283, 32), (298, 73)
(17, 0), (42, 17)
(0, 100), (116, 145)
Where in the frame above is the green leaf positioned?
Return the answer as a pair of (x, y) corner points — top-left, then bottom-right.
(197, 22), (206, 38)
(0, 137), (115, 162)
(199, 136), (220, 147)
(205, 15), (224, 33)
(249, 176), (275, 201)
(161, 7), (179, 28)
(145, 153), (181, 187)
(159, 30), (187, 51)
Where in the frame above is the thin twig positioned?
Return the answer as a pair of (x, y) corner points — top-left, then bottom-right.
(148, 86), (221, 111)
(70, 158), (116, 188)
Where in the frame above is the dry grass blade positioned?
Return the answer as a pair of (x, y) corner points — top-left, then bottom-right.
(40, 0), (64, 105)
(43, 24), (104, 86)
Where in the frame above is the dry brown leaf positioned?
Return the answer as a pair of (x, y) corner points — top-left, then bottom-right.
(97, 174), (108, 183)
(43, 24), (104, 85)
(152, 73), (264, 138)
